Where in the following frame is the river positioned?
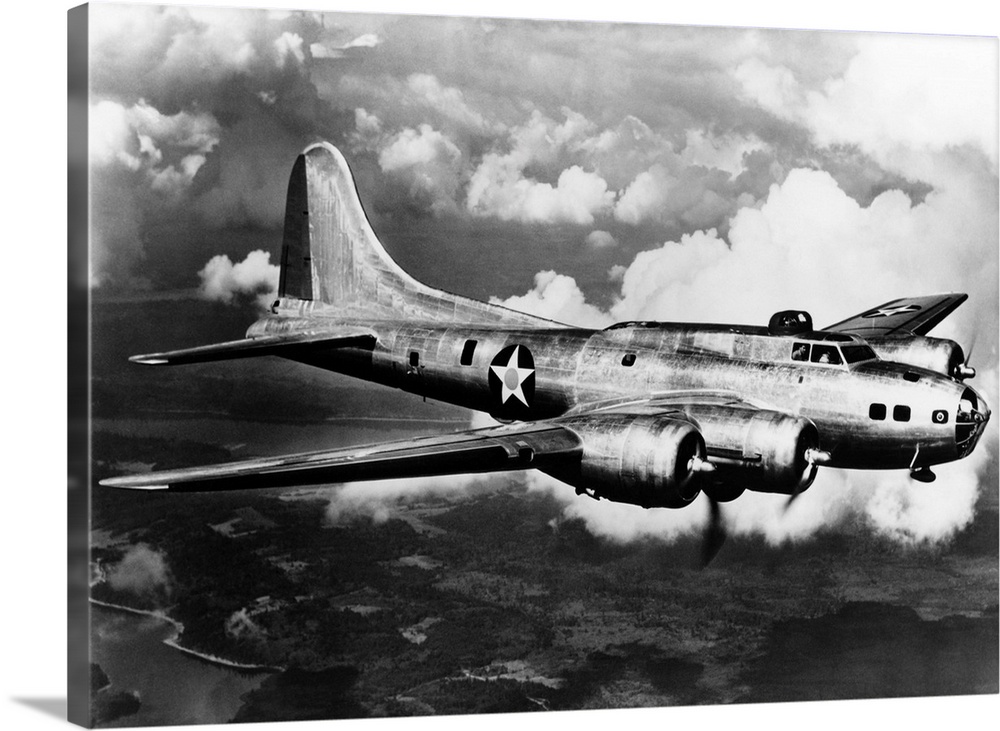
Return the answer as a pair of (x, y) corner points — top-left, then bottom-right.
(91, 603), (270, 727)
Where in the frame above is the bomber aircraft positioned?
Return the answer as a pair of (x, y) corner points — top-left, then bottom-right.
(102, 142), (992, 557)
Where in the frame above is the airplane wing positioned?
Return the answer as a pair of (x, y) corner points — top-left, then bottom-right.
(128, 326), (377, 365)
(822, 293), (967, 338)
(100, 422), (582, 491)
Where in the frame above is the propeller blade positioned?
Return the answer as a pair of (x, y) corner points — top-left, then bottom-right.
(700, 496), (727, 568)
(955, 333), (977, 379)
(785, 449), (827, 512)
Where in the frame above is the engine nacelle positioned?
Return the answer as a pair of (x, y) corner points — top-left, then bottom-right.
(683, 404), (820, 495)
(545, 414), (707, 509)
(866, 336), (969, 379)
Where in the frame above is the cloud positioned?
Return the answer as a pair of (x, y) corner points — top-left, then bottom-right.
(311, 33), (380, 59)
(274, 31), (305, 66)
(406, 73), (492, 133)
(736, 34), (999, 173)
(608, 167), (997, 331)
(467, 156), (614, 224)
(491, 271), (613, 327)
(614, 163), (737, 230)
(105, 544), (172, 597)
(324, 474), (487, 525)
(378, 124), (464, 214)
(519, 434), (992, 548)
(464, 109), (616, 224)
(585, 230), (618, 249)
(680, 128), (765, 177)
(198, 249), (280, 311)
(90, 99), (219, 183)
(496, 164), (996, 545)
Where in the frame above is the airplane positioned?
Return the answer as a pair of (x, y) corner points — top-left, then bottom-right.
(101, 141), (992, 558)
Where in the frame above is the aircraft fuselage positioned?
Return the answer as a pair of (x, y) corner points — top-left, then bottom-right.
(248, 315), (989, 472)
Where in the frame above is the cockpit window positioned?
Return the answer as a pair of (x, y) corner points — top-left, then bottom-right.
(841, 345), (877, 364)
(810, 344), (842, 365)
(791, 343), (810, 362)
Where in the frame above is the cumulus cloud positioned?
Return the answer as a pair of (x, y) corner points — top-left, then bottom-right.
(608, 167), (997, 330)
(614, 163), (735, 230)
(323, 471), (496, 526)
(406, 73), (492, 133)
(464, 109), (617, 224)
(467, 157), (614, 224)
(273, 31), (305, 66)
(491, 271), (612, 328)
(680, 129), (764, 177)
(198, 249), (280, 311)
(536, 439), (993, 547)
(90, 99), (219, 185)
(736, 34), (999, 173)
(378, 124), (464, 214)
(106, 544), (172, 597)
(497, 164), (996, 545)
(585, 230), (618, 249)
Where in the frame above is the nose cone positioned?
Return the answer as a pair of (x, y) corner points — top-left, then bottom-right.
(957, 385), (990, 458)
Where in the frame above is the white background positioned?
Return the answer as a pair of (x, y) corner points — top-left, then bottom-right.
(2, 1), (997, 730)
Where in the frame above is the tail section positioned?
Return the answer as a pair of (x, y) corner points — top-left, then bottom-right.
(276, 142), (553, 327)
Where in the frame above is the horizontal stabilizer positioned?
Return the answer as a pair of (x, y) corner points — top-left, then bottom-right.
(129, 326), (377, 365)
(100, 423), (582, 491)
(823, 293), (968, 338)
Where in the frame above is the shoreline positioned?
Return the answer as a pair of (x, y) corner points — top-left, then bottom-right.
(90, 598), (283, 673)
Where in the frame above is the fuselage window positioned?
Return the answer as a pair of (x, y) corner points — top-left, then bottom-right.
(869, 403), (886, 421)
(409, 351), (420, 368)
(621, 353), (636, 367)
(893, 405), (911, 422)
(810, 344), (842, 365)
(791, 343), (810, 361)
(460, 339), (477, 366)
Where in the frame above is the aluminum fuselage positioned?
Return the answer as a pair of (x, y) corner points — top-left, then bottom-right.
(248, 315), (987, 471)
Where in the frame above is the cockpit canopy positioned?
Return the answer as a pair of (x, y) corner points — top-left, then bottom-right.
(790, 338), (877, 367)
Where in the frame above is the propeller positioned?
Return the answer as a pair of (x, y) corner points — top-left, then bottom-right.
(954, 333), (977, 380)
(784, 447), (831, 512)
(700, 495), (727, 568)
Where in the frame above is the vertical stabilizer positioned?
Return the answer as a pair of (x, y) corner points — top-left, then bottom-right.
(275, 142), (557, 326)
(279, 142), (415, 307)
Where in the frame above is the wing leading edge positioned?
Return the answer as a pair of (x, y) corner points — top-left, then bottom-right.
(128, 326), (377, 365)
(823, 293), (967, 338)
(100, 422), (583, 492)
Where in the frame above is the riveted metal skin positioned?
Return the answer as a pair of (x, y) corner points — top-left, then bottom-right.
(680, 405), (819, 495)
(255, 315), (987, 474)
(543, 414), (706, 508)
(865, 336), (966, 380)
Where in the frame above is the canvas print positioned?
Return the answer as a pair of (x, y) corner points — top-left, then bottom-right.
(69, 2), (999, 727)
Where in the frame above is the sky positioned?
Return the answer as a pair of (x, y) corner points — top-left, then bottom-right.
(84, 1), (1000, 548)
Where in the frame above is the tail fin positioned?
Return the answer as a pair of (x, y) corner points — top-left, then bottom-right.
(277, 142), (552, 326)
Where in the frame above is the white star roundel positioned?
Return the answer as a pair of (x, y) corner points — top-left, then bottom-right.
(488, 345), (536, 409)
(862, 304), (922, 318)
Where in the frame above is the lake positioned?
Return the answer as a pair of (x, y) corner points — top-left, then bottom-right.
(90, 603), (270, 727)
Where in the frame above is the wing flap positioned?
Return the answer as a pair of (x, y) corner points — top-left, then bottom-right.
(100, 423), (582, 491)
(823, 294), (967, 338)
(129, 326), (377, 365)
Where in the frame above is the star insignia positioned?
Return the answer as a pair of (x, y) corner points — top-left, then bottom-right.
(489, 346), (534, 406)
(863, 304), (921, 318)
